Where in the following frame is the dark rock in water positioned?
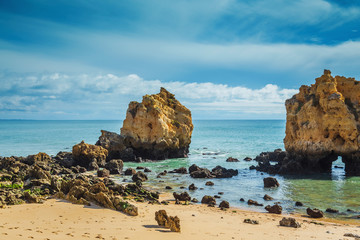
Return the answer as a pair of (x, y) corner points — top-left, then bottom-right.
(249, 165), (256, 170)
(211, 165), (238, 178)
(279, 217), (301, 228)
(190, 168), (214, 178)
(136, 166), (145, 170)
(165, 186), (172, 190)
(255, 150), (287, 163)
(201, 195), (216, 205)
(95, 130), (132, 160)
(189, 164), (201, 173)
(169, 167), (188, 174)
(306, 208), (324, 218)
(263, 177), (280, 188)
(243, 157), (252, 161)
(191, 198), (199, 203)
(188, 183), (197, 191)
(205, 181), (214, 186)
(248, 199), (263, 206)
(157, 170), (167, 178)
(144, 167), (152, 172)
(240, 198), (245, 202)
(347, 209), (355, 212)
(124, 168), (136, 176)
(219, 200), (230, 208)
(325, 208), (339, 213)
(265, 204), (282, 214)
(218, 192), (224, 195)
(295, 201), (303, 207)
(97, 169), (110, 178)
(132, 171), (148, 182)
(104, 159), (123, 174)
(173, 192), (191, 201)
(214, 195), (221, 199)
(226, 157), (239, 162)
(244, 219), (259, 224)
(179, 186), (185, 189)
(263, 194), (273, 201)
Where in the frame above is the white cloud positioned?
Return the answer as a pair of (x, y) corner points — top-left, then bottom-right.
(0, 72), (297, 119)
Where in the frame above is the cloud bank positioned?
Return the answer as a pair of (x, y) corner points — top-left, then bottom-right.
(0, 72), (297, 120)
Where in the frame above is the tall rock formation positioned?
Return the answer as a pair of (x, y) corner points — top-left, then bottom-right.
(120, 87), (193, 160)
(284, 70), (360, 175)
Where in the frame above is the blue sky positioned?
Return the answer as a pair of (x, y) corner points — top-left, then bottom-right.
(1, 0), (360, 120)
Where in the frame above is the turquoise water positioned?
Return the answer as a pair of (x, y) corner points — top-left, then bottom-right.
(0, 120), (359, 220)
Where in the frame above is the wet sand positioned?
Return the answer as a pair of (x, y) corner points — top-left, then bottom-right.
(0, 196), (359, 240)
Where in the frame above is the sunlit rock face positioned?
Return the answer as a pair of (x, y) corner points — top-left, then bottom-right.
(120, 88), (193, 160)
(284, 70), (360, 175)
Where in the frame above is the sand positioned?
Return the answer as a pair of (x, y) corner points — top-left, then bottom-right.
(0, 196), (359, 240)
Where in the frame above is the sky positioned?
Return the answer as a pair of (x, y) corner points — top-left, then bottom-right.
(1, 0), (360, 120)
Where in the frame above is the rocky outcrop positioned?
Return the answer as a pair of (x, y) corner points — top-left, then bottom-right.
(188, 164), (238, 179)
(279, 217), (301, 228)
(72, 141), (108, 170)
(155, 210), (181, 232)
(306, 208), (324, 218)
(173, 192), (191, 202)
(265, 204), (282, 214)
(284, 70), (360, 175)
(120, 88), (193, 160)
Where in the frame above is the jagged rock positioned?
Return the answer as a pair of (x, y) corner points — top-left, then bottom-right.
(169, 167), (188, 174)
(284, 70), (360, 175)
(25, 152), (51, 165)
(279, 217), (301, 228)
(247, 199), (263, 206)
(226, 157), (239, 162)
(188, 183), (197, 190)
(219, 200), (230, 208)
(211, 166), (238, 178)
(28, 165), (51, 181)
(263, 177), (279, 188)
(97, 169), (110, 178)
(190, 168), (214, 178)
(306, 208), (324, 218)
(54, 151), (74, 168)
(104, 159), (123, 174)
(201, 195), (216, 205)
(265, 204), (282, 214)
(95, 130), (130, 160)
(155, 210), (180, 232)
(113, 196), (138, 216)
(173, 192), (191, 201)
(120, 88), (193, 160)
(263, 194), (273, 201)
(72, 141), (108, 169)
(124, 168), (136, 175)
(132, 171), (148, 182)
(23, 191), (42, 203)
(189, 164), (201, 173)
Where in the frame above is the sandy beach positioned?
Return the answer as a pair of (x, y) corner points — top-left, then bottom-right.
(0, 196), (359, 240)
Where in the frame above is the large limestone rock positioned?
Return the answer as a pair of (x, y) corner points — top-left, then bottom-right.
(284, 70), (360, 175)
(120, 88), (193, 160)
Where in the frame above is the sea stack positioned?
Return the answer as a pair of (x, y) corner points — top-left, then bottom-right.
(284, 70), (360, 175)
(120, 87), (193, 160)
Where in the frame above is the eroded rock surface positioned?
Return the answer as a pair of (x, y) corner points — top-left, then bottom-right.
(72, 141), (108, 170)
(284, 70), (360, 175)
(120, 88), (193, 160)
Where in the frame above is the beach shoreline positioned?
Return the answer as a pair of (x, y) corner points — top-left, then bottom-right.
(0, 195), (359, 240)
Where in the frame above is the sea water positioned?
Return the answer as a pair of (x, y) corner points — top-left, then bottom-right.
(0, 120), (359, 220)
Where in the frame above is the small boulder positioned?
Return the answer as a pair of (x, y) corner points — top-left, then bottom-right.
(104, 159), (123, 174)
(247, 199), (263, 206)
(155, 210), (181, 232)
(263, 194), (273, 201)
(279, 217), (301, 228)
(219, 200), (230, 209)
(244, 219), (259, 224)
(132, 171), (148, 182)
(124, 168), (136, 176)
(295, 201), (303, 207)
(165, 186), (172, 190)
(72, 141), (108, 169)
(205, 181), (214, 186)
(325, 208), (339, 213)
(226, 157), (239, 162)
(306, 208), (324, 218)
(169, 167), (188, 174)
(173, 192), (191, 201)
(201, 195), (216, 205)
(265, 204), (282, 214)
(97, 169), (110, 178)
(243, 157), (252, 161)
(144, 168), (152, 172)
(263, 177), (280, 188)
(188, 183), (197, 190)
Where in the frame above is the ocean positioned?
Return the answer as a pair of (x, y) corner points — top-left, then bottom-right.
(1, 120), (359, 220)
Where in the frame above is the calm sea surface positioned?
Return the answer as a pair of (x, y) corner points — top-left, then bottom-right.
(0, 120), (359, 220)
